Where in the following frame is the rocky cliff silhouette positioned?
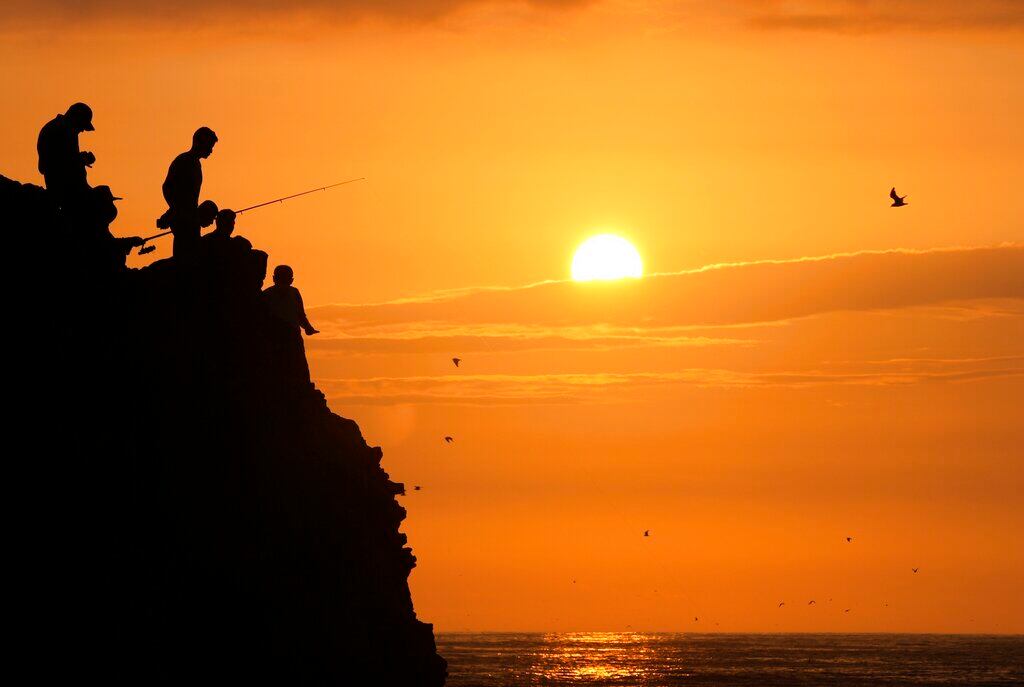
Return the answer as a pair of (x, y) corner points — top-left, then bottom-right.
(5, 173), (447, 684)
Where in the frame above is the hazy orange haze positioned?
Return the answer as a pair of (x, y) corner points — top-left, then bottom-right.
(2, 0), (1022, 632)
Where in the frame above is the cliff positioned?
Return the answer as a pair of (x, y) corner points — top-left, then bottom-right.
(5, 174), (447, 684)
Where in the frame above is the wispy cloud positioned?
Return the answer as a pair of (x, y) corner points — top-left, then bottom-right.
(7, 0), (1021, 32)
(321, 355), (1024, 406)
(0, 0), (588, 29)
(740, 0), (1024, 33)
(307, 246), (1024, 405)
(312, 246), (1024, 333)
(306, 325), (748, 356)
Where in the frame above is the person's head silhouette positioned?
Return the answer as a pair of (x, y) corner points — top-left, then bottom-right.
(197, 200), (219, 228)
(66, 102), (95, 132)
(273, 265), (294, 287)
(90, 185), (121, 226)
(215, 209), (236, 236)
(192, 127), (218, 159)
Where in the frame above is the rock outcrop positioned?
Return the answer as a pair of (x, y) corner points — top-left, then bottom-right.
(6, 174), (446, 684)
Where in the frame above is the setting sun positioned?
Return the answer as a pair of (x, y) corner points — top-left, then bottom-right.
(571, 234), (643, 281)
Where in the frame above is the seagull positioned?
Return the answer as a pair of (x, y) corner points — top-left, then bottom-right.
(844, 608), (851, 613)
(912, 568), (919, 573)
(413, 485), (421, 491)
(643, 530), (650, 537)
(444, 436), (454, 443)
(808, 600), (816, 605)
(890, 187), (908, 207)
(452, 357), (462, 367)
(778, 601), (785, 608)
(846, 537), (853, 543)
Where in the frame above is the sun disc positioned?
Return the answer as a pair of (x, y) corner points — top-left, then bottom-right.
(571, 234), (643, 281)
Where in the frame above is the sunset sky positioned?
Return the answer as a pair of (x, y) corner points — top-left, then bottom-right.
(3, 1), (1022, 633)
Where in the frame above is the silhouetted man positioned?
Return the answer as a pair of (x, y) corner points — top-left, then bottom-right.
(263, 265), (318, 384)
(209, 208), (236, 240)
(80, 185), (144, 272)
(37, 103), (96, 208)
(197, 200), (219, 230)
(161, 127), (217, 258)
(202, 208), (244, 259)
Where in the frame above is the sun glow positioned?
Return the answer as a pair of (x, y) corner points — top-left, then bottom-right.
(571, 234), (643, 281)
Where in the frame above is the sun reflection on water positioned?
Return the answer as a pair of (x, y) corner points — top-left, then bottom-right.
(438, 632), (1018, 687)
(532, 632), (659, 683)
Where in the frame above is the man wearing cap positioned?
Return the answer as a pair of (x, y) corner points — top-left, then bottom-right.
(161, 126), (217, 258)
(37, 102), (96, 208)
(80, 185), (145, 272)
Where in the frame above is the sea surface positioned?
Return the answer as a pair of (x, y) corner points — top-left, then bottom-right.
(436, 633), (1024, 686)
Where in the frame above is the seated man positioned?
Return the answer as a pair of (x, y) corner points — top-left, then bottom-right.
(210, 208), (235, 238)
(262, 265), (318, 384)
(78, 185), (144, 272)
(197, 200), (219, 230)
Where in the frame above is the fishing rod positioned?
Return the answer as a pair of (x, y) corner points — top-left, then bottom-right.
(137, 176), (365, 254)
(236, 177), (365, 214)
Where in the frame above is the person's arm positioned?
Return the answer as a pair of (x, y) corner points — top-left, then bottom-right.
(114, 236), (146, 255)
(296, 290), (318, 335)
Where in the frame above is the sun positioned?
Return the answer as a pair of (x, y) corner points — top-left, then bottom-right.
(571, 234), (643, 281)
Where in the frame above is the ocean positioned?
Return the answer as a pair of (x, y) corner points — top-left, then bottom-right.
(436, 633), (1024, 686)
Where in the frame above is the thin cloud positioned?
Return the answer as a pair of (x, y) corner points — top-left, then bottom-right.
(5, 0), (1021, 32)
(741, 0), (1024, 33)
(306, 330), (748, 356)
(0, 0), (588, 28)
(320, 357), (1024, 406)
(312, 246), (1024, 332)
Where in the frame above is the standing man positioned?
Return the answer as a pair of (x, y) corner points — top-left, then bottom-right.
(161, 126), (217, 258)
(37, 102), (96, 209)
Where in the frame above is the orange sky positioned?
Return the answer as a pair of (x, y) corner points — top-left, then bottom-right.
(3, 1), (1022, 633)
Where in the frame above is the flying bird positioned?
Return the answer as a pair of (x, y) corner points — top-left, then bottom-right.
(846, 537), (853, 543)
(778, 602), (785, 608)
(808, 600), (816, 605)
(444, 436), (454, 443)
(844, 609), (851, 613)
(643, 530), (650, 537)
(694, 617), (699, 622)
(452, 357), (462, 367)
(912, 568), (919, 573)
(890, 187), (908, 207)
(413, 485), (421, 491)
